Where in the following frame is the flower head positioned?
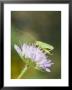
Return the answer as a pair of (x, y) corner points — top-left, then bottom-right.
(14, 43), (54, 72)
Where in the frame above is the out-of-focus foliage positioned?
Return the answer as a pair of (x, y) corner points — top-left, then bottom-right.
(11, 11), (61, 79)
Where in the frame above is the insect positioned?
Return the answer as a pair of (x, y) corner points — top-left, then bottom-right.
(35, 41), (54, 55)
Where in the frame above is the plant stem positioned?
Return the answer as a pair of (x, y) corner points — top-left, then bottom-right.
(17, 65), (27, 79)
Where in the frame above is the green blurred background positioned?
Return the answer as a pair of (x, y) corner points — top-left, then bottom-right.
(11, 11), (61, 79)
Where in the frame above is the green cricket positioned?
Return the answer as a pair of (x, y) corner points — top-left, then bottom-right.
(35, 41), (54, 55)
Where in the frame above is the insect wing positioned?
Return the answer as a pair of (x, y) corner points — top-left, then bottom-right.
(36, 41), (54, 50)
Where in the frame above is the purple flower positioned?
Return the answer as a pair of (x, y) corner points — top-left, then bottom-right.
(14, 43), (54, 72)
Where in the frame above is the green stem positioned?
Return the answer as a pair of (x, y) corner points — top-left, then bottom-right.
(17, 65), (27, 79)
